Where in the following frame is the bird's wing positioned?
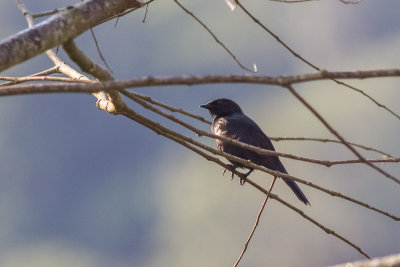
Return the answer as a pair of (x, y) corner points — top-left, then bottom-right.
(213, 114), (310, 205)
(214, 114), (310, 205)
(214, 113), (287, 172)
(223, 113), (276, 150)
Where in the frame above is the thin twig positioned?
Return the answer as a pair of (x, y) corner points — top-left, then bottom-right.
(129, 91), (395, 158)
(269, 0), (315, 3)
(14, 0), (108, 103)
(106, 0), (154, 26)
(173, 0), (256, 73)
(128, 94), (395, 158)
(121, 90), (400, 221)
(340, 0), (361, 4)
(236, 1), (400, 120)
(89, 28), (113, 73)
(120, 106), (371, 259)
(31, 8), (64, 18)
(234, 176), (277, 267)
(0, 76), (87, 84)
(1, 78), (398, 170)
(142, 3), (150, 23)
(133, 93), (212, 124)
(122, 90), (400, 168)
(286, 84), (400, 185)
(270, 137), (394, 158)
(244, 178), (371, 259)
(31, 66), (60, 77)
(0, 66), (61, 86)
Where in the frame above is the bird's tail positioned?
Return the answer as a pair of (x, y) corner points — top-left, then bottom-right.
(283, 178), (310, 205)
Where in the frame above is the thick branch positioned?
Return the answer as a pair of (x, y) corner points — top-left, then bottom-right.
(0, 0), (142, 72)
(62, 40), (125, 113)
(331, 253), (400, 267)
(14, 0), (109, 106)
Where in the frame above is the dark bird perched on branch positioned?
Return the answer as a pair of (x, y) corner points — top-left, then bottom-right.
(200, 98), (310, 205)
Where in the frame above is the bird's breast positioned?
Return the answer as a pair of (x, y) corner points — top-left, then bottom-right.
(212, 117), (228, 135)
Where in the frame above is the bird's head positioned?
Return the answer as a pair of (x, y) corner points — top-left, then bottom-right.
(200, 98), (243, 118)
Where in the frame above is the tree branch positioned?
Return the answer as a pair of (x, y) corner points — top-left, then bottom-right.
(173, 0), (256, 72)
(331, 253), (400, 267)
(62, 40), (125, 113)
(236, 1), (400, 120)
(1, 0), (143, 72)
(271, 137), (394, 158)
(1, 69), (400, 95)
(119, 106), (371, 259)
(286, 84), (400, 185)
(14, 0), (109, 106)
(120, 90), (400, 221)
(234, 177), (277, 267)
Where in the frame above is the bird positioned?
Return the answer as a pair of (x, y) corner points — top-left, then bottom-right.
(200, 98), (310, 205)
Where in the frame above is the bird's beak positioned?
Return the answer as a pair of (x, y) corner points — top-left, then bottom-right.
(200, 103), (211, 109)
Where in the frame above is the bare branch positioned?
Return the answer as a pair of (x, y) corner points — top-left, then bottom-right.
(2, 0), (143, 72)
(113, 92), (395, 159)
(236, 1), (400, 120)
(31, 8), (65, 18)
(63, 41), (114, 82)
(0, 66), (60, 86)
(89, 28), (113, 73)
(133, 93), (212, 124)
(142, 2), (150, 23)
(0, 76), (79, 84)
(122, 89), (400, 169)
(245, 178), (370, 259)
(173, 0), (256, 73)
(339, 0), (362, 4)
(331, 253), (400, 267)
(115, 93), (396, 159)
(270, 137), (394, 158)
(62, 40), (125, 113)
(120, 106), (371, 259)
(269, 0), (316, 3)
(2, 69), (399, 95)
(30, 66), (60, 77)
(120, 90), (400, 221)
(234, 177), (277, 267)
(286, 84), (400, 185)
(14, 0), (109, 109)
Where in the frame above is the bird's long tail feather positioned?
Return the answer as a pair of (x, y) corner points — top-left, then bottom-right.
(283, 178), (310, 205)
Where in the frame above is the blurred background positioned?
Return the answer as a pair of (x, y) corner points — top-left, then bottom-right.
(0, 0), (399, 266)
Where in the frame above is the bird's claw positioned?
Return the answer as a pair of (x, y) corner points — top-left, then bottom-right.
(239, 169), (254, 186)
(223, 165), (236, 180)
(223, 165), (252, 185)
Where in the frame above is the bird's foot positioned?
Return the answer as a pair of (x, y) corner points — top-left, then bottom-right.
(223, 164), (236, 180)
(239, 168), (254, 185)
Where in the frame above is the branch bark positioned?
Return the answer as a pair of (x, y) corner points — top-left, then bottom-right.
(331, 253), (400, 267)
(0, 0), (142, 72)
(1, 69), (400, 95)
